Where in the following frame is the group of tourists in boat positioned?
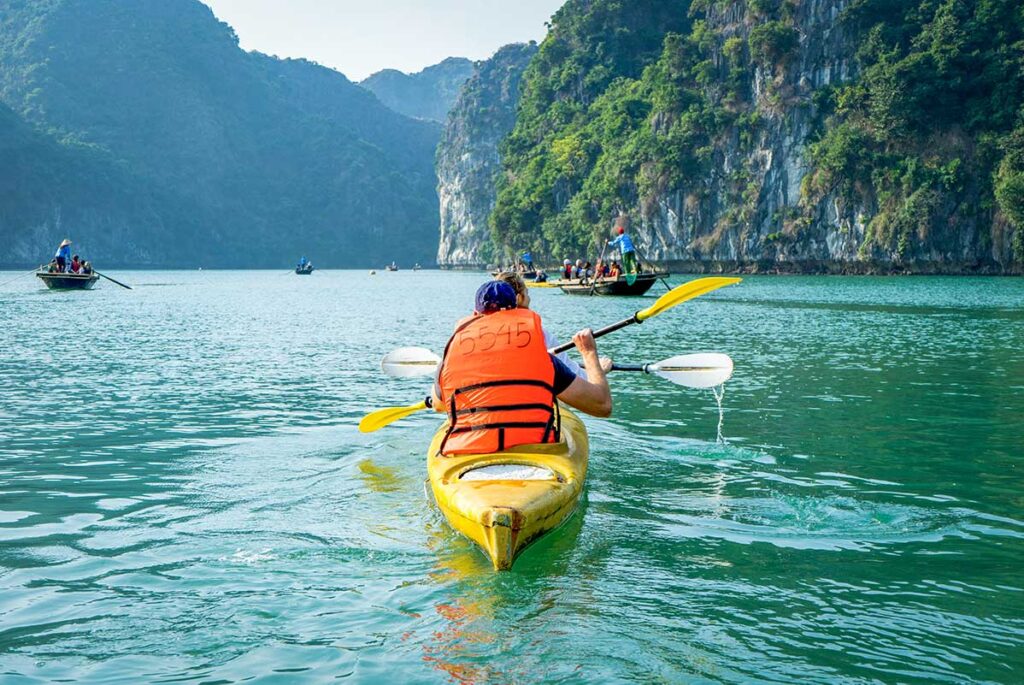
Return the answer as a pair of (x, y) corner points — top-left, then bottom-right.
(47, 239), (93, 275)
(35, 239), (101, 290)
(295, 256), (314, 274)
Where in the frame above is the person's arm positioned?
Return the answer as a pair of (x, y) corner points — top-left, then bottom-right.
(556, 329), (612, 418)
(544, 327), (587, 380)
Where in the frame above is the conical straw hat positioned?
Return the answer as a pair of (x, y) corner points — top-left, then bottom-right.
(59, 239), (71, 247)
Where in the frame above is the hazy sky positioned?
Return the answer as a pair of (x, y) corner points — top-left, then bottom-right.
(203, 0), (564, 81)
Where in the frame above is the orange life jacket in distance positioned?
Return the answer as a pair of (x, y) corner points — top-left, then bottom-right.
(437, 308), (559, 455)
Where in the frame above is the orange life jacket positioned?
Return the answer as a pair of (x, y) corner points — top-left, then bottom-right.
(437, 308), (559, 455)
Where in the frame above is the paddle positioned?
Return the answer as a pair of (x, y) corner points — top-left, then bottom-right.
(549, 276), (740, 354)
(360, 277), (740, 433)
(360, 352), (734, 433)
(381, 347), (733, 385)
(359, 399), (429, 433)
(381, 347), (442, 378)
(95, 271), (133, 290)
(611, 353), (733, 388)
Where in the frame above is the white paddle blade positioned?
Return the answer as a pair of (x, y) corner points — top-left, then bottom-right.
(650, 353), (733, 388)
(381, 347), (441, 378)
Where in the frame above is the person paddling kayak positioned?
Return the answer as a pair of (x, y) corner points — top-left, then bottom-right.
(495, 270), (613, 380)
(431, 280), (611, 455)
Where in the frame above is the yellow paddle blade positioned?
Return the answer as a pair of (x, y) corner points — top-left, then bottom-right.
(358, 400), (428, 433)
(636, 277), (741, 322)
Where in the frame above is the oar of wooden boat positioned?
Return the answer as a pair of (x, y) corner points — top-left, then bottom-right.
(0, 268), (41, 288)
(95, 271), (133, 290)
(589, 240), (609, 296)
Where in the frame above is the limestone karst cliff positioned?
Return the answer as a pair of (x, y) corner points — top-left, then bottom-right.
(443, 0), (1023, 273)
(436, 44), (537, 267)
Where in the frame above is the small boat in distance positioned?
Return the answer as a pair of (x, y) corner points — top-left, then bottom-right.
(385, 262), (399, 272)
(36, 270), (100, 290)
(412, 263), (422, 271)
(558, 271), (669, 296)
(295, 256), (314, 274)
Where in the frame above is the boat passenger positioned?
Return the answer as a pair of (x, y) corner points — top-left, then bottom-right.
(496, 271), (613, 381)
(609, 261), (622, 278)
(562, 259), (572, 280)
(47, 259), (60, 273)
(54, 239), (72, 272)
(81, 261), (93, 275)
(608, 226), (638, 275)
(430, 280), (612, 455)
(70, 255), (81, 273)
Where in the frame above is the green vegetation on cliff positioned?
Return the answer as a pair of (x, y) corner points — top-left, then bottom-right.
(807, 0), (1024, 263)
(490, 0), (1023, 271)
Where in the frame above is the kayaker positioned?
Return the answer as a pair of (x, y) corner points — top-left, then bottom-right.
(607, 226), (638, 275)
(54, 239), (72, 272)
(431, 280), (612, 455)
(495, 271), (613, 380)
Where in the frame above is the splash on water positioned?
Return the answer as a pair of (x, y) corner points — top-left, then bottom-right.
(712, 384), (726, 444)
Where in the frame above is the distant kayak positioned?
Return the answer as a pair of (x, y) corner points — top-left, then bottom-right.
(427, 408), (588, 570)
(295, 265), (314, 275)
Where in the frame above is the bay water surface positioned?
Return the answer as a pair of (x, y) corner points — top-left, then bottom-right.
(1, 270), (1022, 683)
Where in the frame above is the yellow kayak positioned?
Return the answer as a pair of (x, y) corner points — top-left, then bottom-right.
(427, 408), (588, 570)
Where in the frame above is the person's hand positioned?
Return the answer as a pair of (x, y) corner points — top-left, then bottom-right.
(600, 356), (613, 373)
(572, 328), (597, 356)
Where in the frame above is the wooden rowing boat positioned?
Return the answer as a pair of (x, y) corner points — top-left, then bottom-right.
(36, 271), (100, 290)
(558, 272), (669, 296)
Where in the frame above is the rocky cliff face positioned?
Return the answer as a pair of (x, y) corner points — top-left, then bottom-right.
(644, 0), (864, 272)
(436, 44), (537, 267)
(460, 0), (1023, 273)
(360, 57), (474, 123)
(639, 0), (1017, 274)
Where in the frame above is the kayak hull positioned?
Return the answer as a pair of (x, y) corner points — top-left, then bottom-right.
(427, 408), (588, 570)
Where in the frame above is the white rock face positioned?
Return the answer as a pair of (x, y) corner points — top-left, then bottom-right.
(436, 43), (537, 267)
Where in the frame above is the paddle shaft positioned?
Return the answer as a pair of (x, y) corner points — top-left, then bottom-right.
(95, 271), (133, 290)
(550, 314), (639, 355)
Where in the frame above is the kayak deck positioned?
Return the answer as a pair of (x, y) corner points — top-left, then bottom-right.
(427, 408), (588, 570)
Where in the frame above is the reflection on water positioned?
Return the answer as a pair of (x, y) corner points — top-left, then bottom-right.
(1, 271), (1022, 682)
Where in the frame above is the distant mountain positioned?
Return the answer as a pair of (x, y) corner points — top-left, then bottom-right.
(360, 57), (474, 123)
(0, 0), (441, 268)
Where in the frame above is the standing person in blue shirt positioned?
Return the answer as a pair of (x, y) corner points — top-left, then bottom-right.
(607, 225), (638, 275)
(54, 239), (72, 272)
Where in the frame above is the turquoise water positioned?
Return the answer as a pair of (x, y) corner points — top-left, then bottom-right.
(1, 270), (1022, 683)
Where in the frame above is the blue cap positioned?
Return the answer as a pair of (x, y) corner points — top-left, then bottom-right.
(474, 280), (516, 314)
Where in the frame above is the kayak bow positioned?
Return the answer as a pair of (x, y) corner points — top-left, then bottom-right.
(427, 408), (588, 570)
